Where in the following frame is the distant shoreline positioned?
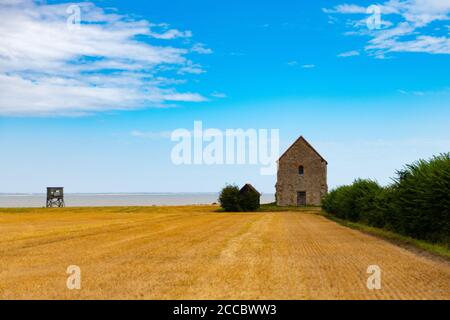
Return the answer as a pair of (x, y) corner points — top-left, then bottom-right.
(0, 193), (275, 208)
(0, 192), (220, 195)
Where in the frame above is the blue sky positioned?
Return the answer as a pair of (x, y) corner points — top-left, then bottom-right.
(0, 0), (449, 193)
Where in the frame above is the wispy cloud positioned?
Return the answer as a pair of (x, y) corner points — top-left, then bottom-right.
(148, 27), (192, 40)
(191, 43), (213, 54)
(177, 61), (205, 75)
(325, 0), (450, 58)
(0, 1), (209, 116)
(287, 61), (316, 69)
(338, 50), (360, 57)
(323, 4), (367, 14)
(397, 87), (450, 96)
(398, 89), (425, 96)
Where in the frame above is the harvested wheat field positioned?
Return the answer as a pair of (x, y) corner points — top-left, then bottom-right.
(0, 206), (449, 300)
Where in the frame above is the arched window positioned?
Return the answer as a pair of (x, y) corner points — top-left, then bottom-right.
(298, 165), (304, 176)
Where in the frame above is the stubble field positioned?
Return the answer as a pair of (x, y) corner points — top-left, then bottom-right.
(0, 205), (449, 299)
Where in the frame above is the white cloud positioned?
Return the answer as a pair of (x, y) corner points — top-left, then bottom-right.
(337, 50), (360, 57)
(162, 92), (207, 102)
(191, 43), (213, 54)
(369, 35), (450, 55)
(323, 4), (367, 14)
(397, 87), (450, 96)
(0, 1), (209, 116)
(287, 61), (315, 68)
(148, 28), (192, 40)
(177, 61), (205, 74)
(325, 0), (450, 57)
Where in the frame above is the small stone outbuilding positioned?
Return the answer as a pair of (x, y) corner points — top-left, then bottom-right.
(239, 183), (261, 208)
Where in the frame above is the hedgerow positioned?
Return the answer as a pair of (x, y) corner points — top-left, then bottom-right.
(322, 153), (450, 245)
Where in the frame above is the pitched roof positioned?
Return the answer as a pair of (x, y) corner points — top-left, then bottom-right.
(239, 183), (261, 195)
(278, 136), (328, 164)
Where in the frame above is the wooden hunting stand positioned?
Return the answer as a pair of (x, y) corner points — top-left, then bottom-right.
(46, 187), (65, 208)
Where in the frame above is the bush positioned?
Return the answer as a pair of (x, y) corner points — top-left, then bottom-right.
(350, 179), (383, 224)
(322, 185), (352, 219)
(389, 153), (450, 243)
(218, 184), (261, 212)
(322, 179), (382, 223)
(365, 186), (394, 228)
(322, 153), (450, 245)
(219, 184), (242, 212)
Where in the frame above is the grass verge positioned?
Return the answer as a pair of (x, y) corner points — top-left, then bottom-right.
(322, 212), (450, 261)
(214, 202), (321, 213)
(258, 202), (321, 212)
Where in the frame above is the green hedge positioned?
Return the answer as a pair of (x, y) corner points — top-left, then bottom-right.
(322, 153), (450, 245)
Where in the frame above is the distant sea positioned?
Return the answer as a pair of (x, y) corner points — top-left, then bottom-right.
(0, 193), (275, 208)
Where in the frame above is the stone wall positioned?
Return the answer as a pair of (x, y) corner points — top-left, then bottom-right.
(276, 138), (327, 206)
